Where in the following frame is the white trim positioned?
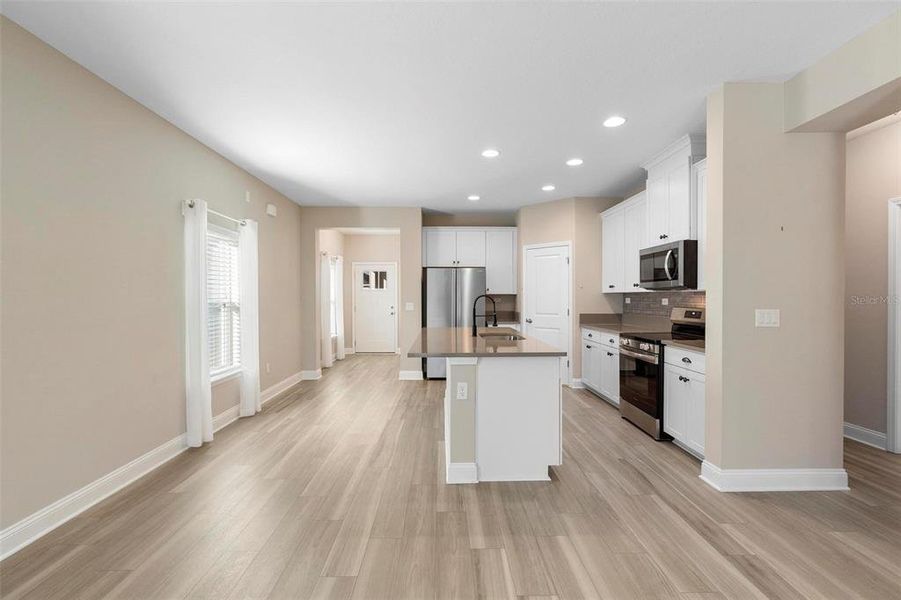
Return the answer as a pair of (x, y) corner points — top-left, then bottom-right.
(446, 462), (478, 484)
(211, 367), (242, 385)
(888, 197), (901, 453)
(0, 433), (188, 560)
(399, 370), (424, 381)
(448, 357), (479, 366)
(344, 347), (355, 355)
(301, 369), (322, 381)
(843, 422), (887, 450)
(522, 241), (573, 385)
(212, 405), (240, 432)
(569, 378), (585, 389)
(699, 461), (849, 492)
(260, 371), (303, 403)
(351, 261), (399, 355)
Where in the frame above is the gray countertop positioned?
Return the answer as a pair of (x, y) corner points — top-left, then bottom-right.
(663, 339), (706, 353)
(407, 327), (567, 358)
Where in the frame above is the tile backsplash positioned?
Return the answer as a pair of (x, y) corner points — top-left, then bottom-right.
(623, 291), (706, 316)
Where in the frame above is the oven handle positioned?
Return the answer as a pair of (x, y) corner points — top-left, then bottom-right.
(663, 249), (674, 280)
(619, 347), (659, 365)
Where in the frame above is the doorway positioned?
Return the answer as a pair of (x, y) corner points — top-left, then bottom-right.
(889, 197), (901, 453)
(353, 262), (398, 353)
(522, 242), (572, 384)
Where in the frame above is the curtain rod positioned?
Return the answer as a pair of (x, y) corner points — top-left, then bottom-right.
(186, 199), (246, 226)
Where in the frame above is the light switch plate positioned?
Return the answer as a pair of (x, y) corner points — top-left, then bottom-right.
(661, 298), (669, 306)
(625, 297), (631, 304)
(456, 382), (468, 400)
(405, 302), (414, 311)
(266, 203), (277, 217)
(755, 309), (780, 328)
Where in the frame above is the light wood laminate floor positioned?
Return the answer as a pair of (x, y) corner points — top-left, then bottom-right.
(2, 354), (900, 599)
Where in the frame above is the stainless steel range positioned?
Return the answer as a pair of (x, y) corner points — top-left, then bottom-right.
(619, 307), (705, 440)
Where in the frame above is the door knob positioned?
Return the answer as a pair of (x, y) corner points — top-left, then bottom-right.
(525, 318), (533, 324)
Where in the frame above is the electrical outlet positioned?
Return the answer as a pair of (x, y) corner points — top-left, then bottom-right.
(755, 309), (780, 328)
(456, 382), (468, 400)
(625, 297), (631, 304)
(661, 298), (669, 306)
(266, 203), (277, 217)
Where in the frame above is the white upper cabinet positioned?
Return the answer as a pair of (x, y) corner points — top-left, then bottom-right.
(693, 159), (708, 291)
(424, 229), (457, 266)
(423, 227), (516, 291)
(601, 207), (625, 292)
(623, 193), (648, 292)
(485, 229), (517, 294)
(455, 230), (487, 267)
(642, 134), (706, 245)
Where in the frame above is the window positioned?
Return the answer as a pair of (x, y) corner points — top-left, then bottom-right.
(207, 226), (240, 378)
(329, 259), (338, 337)
(361, 270), (388, 290)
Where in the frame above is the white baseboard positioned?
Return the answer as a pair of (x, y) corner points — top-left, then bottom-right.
(700, 461), (849, 492)
(569, 378), (584, 389)
(0, 432), (188, 560)
(843, 422), (886, 450)
(212, 405), (240, 433)
(399, 370), (423, 381)
(301, 369), (322, 381)
(261, 371), (303, 404)
(446, 461), (478, 484)
(344, 347), (355, 355)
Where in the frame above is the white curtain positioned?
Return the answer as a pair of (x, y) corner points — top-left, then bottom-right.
(320, 253), (334, 368)
(184, 199), (213, 447)
(239, 220), (261, 417)
(335, 257), (346, 360)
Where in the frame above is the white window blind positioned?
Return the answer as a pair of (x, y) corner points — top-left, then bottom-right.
(207, 226), (241, 377)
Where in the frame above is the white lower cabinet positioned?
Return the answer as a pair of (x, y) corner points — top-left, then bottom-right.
(663, 347), (705, 458)
(581, 329), (619, 406)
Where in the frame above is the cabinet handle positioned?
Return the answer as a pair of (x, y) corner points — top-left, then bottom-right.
(609, 338), (614, 344)
(587, 333), (592, 337)
(525, 318), (533, 324)
(682, 357), (692, 364)
(633, 283), (640, 287)
(659, 235), (664, 240)
(607, 352), (613, 357)
(662, 234), (669, 239)
(586, 345), (591, 349)
(608, 284), (615, 289)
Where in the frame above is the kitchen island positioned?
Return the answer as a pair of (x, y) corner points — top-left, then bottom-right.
(408, 327), (567, 483)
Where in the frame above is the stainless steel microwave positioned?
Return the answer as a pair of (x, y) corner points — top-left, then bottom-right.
(639, 240), (698, 290)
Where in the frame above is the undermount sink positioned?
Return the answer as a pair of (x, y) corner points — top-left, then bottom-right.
(478, 333), (525, 341)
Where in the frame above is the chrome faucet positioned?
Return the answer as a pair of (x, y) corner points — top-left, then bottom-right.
(472, 294), (498, 336)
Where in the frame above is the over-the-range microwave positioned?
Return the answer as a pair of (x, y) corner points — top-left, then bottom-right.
(639, 239), (698, 290)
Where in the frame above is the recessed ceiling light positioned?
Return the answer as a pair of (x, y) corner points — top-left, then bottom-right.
(467, 195), (480, 201)
(481, 149), (500, 158)
(603, 116), (627, 128)
(566, 158), (584, 167)
(542, 184), (556, 192)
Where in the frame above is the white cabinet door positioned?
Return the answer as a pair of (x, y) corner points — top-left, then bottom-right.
(485, 229), (516, 294)
(685, 371), (706, 456)
(455, 230), (486, 267)
(667, 162), (692, 242)
(624, 194), (648, 292)
(694, 160), (707, 291)
(581, 341), (598, 391)
(424, 229), (457, 266)
(602, 209), (625, 293)
(663, 364), (686, 441)
(598, 346), (620, 404)
(646, 175), (669, 245)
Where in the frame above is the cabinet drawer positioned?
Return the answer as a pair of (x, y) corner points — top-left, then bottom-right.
(664, 346), (705, 374)
(581, 328), (618, 348)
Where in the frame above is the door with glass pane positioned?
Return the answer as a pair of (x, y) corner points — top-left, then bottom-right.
(353, 263), (397, 353)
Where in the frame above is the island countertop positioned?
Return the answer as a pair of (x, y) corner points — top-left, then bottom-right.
(408, 327), (567, 358)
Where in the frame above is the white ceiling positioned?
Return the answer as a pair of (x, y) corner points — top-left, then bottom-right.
(4, 2), (898, 211)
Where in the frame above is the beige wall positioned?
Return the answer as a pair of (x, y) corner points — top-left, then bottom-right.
(785, 10), (901, 132)
(1, 19), (303, 528)
(423, 211), (517, 227)
(342, 234), (401, 349)
(705, 82), (846, 470)
(517, 197), (622, 379)
(845, 117), (901, 434)
(298, 208), (422, 373)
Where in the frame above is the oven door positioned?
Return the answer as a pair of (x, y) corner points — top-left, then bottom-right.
(619, 347), (661, 419)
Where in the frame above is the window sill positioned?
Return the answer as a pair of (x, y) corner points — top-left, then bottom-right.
(211, 367), (242, 386)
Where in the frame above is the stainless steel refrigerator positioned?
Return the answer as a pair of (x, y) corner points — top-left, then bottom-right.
(422, 267), (487, 379)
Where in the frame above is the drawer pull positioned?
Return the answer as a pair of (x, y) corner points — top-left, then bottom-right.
(682, 357), (692, 364)
(607, 352), (614, 357)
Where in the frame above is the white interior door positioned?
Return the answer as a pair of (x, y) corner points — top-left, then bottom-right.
(523, 244), (571, 383)
(353, 263), (397, 353)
